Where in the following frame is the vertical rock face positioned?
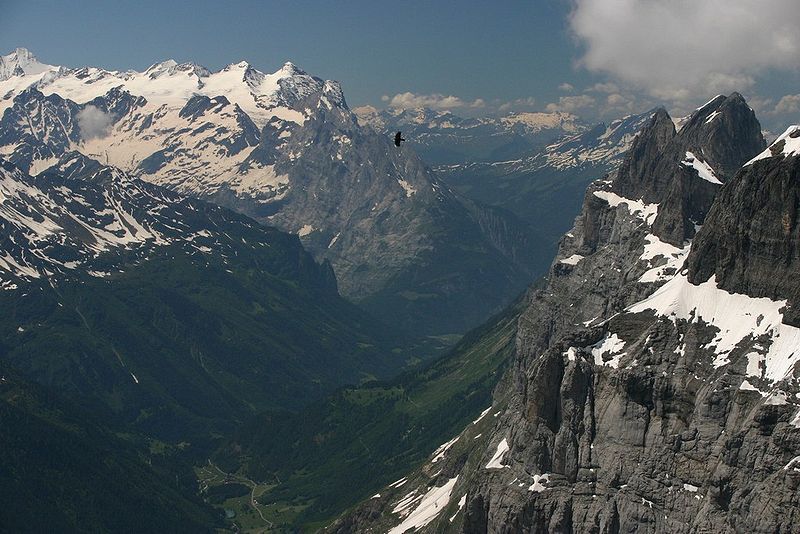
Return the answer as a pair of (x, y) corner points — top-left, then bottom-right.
(613, 94), (766, 246)
(612, 108), (677, 202)
(332, 96), (800, 533)
(687, 126), (800, 326)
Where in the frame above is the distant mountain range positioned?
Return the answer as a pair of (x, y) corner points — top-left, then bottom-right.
(354, 105), (587, 165)
(429, 108), (654, 259)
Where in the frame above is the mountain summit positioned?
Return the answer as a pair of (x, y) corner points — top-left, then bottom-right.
(0, 47), (54, 81)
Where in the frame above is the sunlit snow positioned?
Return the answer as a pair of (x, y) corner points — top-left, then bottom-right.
(681, 151), (722, 185)
(485, 438), (510, 469)
(388, 477), (458, 534)
(628, 275), (800, 383)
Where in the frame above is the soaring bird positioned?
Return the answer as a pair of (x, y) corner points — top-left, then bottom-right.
(394, 131), (406, 147)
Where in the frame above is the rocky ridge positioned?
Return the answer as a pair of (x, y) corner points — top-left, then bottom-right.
(333, 94), (800, 533)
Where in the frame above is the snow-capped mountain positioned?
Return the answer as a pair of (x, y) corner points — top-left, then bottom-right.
(0, 50), (324, 128)
(0, 47), (54, 81)
(0, 48), (540, 337)
(334, 93), (800, 533)
(355, 105), (587, 165)
(0, 151), (337, 293)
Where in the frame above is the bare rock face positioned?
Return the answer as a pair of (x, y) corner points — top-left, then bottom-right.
(687, 128), (800, 326)
(614, 94), (765, 246)
(331, 95), (800, 534)
(612, 108), (677, 202)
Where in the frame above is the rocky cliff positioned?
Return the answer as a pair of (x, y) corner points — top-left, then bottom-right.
(332, 94), (800, 533)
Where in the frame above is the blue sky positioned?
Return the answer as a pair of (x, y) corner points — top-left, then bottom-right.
(2, 0), (799, 129)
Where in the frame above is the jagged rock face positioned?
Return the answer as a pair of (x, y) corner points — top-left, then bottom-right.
(613, 109), (677, 202)
(0, 52), (540, 336)
(687, 128), (800, 326)
(678, 94), (766, 178)
(332, 97), (800, 533)
(613, 94), (765, 246)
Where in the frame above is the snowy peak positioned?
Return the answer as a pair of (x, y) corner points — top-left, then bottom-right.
(0, 50), (332, 128)
(678, 92), (764, 178)
(144, 59), (179, 76)
(277, 61), (306, 77)
(0, 155), (282, 289)
(144, 59), (211, 79)
(604, 94), (765, 246)
(614, 94), (764, 205)
(499, 111), (584, 134)
(746, 125), (800, 166)
(0, 47), (55, 81)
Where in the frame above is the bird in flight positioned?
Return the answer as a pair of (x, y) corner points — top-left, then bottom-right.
(394, 131), (406, 147)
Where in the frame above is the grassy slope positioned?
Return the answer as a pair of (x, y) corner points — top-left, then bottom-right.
(0, 240), (400, 449)
(0, 362), (220, 533)
(219, 299), (523, 531)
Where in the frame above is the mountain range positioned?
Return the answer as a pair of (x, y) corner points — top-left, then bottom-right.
(3, 43), (800, 533)
(0, 48), (544, 338)
(0, 150), (407, 438)
(354, 105), (587, 165)
(433, 110), (655, 254)
(358, 97), (662, 264)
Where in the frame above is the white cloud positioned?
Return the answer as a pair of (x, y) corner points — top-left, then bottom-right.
(77, 105), (114, 140)
(382, 92), (484, 111)
(545, 94), (596, 113)
(497, 96), (537, 112)
(774, 94), (800, 114)
(570, 0), (800, 103)
(588, 82), (619, 94)
(558, 82), (575, 92)
(747, 96), (775, 115)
